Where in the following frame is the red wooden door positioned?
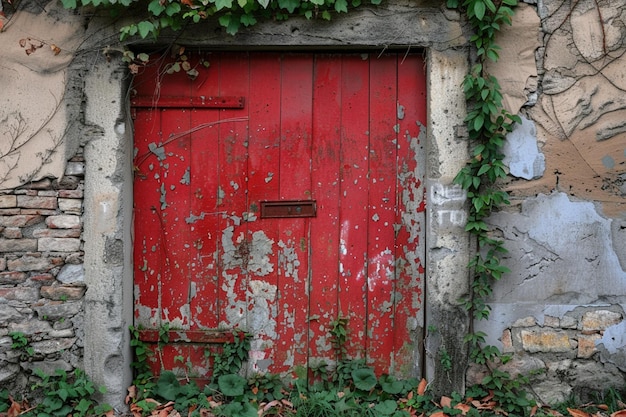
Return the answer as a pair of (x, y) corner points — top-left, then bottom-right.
(132, 51), (426, 379)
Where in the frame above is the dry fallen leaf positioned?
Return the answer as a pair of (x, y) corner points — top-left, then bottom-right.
(126, 385), (138, 404)
(567, 408), (591, 417)
(7, 396), (22, 417)
(440, 396), (452, 409)
(417, 378), (428, 396)
(610, 410), (626, 417)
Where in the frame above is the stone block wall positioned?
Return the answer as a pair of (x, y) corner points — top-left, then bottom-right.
(0, 153), (85, 391)
(469, 306), (626, 404)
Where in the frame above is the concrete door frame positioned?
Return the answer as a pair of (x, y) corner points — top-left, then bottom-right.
(79, 13), (471, 410)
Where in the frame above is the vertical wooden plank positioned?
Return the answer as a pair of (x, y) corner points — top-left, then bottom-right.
(310, 54), (342, 368)
(133, 107), (162, 329)
(246, 52), (282, 372)
(337, 54), (369, 362)
(393, 53), (427, 376)
(366, 53), (398, 374)
(133, 56), (180, 330)
(148, 62), (194, 330)
(158, 105), (192, 328)
(275, 53), (314, 373)
(216, 53), (250, 333)
(190, 52), (222, 330)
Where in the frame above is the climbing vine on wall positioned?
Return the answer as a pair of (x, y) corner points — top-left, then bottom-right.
(60, 0), (381, 36)
(447, 0), (520, 364)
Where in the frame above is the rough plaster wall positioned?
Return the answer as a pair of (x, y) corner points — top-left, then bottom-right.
(480, 0), (626, 401)
(507, 0), (626, 215)
(485, 3), (540, 115)
(0, 3), (86, 189)
(0, 1), (134, 410)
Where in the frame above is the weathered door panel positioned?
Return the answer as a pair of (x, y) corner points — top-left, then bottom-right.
(366, 54), (400, 371)
(308, 54), (342, 367)
(272, 54), (314, 372)
(133, 52), (426, 379)
(393, 56), (427, 373)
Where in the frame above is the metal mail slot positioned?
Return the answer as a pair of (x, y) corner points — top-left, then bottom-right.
(260, 200), (317, 218)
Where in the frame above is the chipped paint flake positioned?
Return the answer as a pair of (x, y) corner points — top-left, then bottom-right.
(148, 142), (166, 160)
(397, 102), (406, 120)
(185, 210), (226, 224)
(180, 167), (190, 185)
(278, 239), (301, 283)
(243, 212), (257, 222)
(159, 183), (167, 210)
(247, 230), (275, 276)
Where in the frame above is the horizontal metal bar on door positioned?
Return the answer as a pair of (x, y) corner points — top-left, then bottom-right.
(138, 329), (243, 344)
(131, 95), (245, 109)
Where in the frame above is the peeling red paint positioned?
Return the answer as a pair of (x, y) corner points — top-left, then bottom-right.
(133, 52), (426, 379)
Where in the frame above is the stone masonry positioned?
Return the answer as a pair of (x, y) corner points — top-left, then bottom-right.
(0, 152), (85, 391)
(468, 306), (626, 404)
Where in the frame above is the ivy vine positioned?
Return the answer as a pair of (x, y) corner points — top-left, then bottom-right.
(60, 0), (381, 37)
(447, 0), (520, 364)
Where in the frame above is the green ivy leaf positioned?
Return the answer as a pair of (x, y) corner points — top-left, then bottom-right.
(473, 1), (486, 20)
(473, 113), (484, 131)
(279, 0), (300, 13)
(477, 164), (491, 176)
(218, 374), (247, 397)
(334, 0), (348, 13)
(219, 13), (241, 34)
(148, 0), (166, 16)
(216, 0), (234, 11)
(484, 0), (496, 13)
(351, 368), (377, 391)
(240, 14), (257, 26)
(75, 398), (92, 415)
(380, 374), (404, 394)
(374, 400), (398, 415)
(222, 402), (258, 417)
(155, 371), (180, 401)
(166, 2), (182, 16)
(61, 0), (78, 8)
(137, 20), (155, 39)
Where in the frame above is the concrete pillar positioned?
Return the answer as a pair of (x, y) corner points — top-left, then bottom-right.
(82, 55), (134, 411)
(425, 48), (472, 395)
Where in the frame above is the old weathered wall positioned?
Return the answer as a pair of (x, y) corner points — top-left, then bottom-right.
(1, 0), (624, 408)
(0, 1), (135, 408)
(474, 0), (626, 403)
